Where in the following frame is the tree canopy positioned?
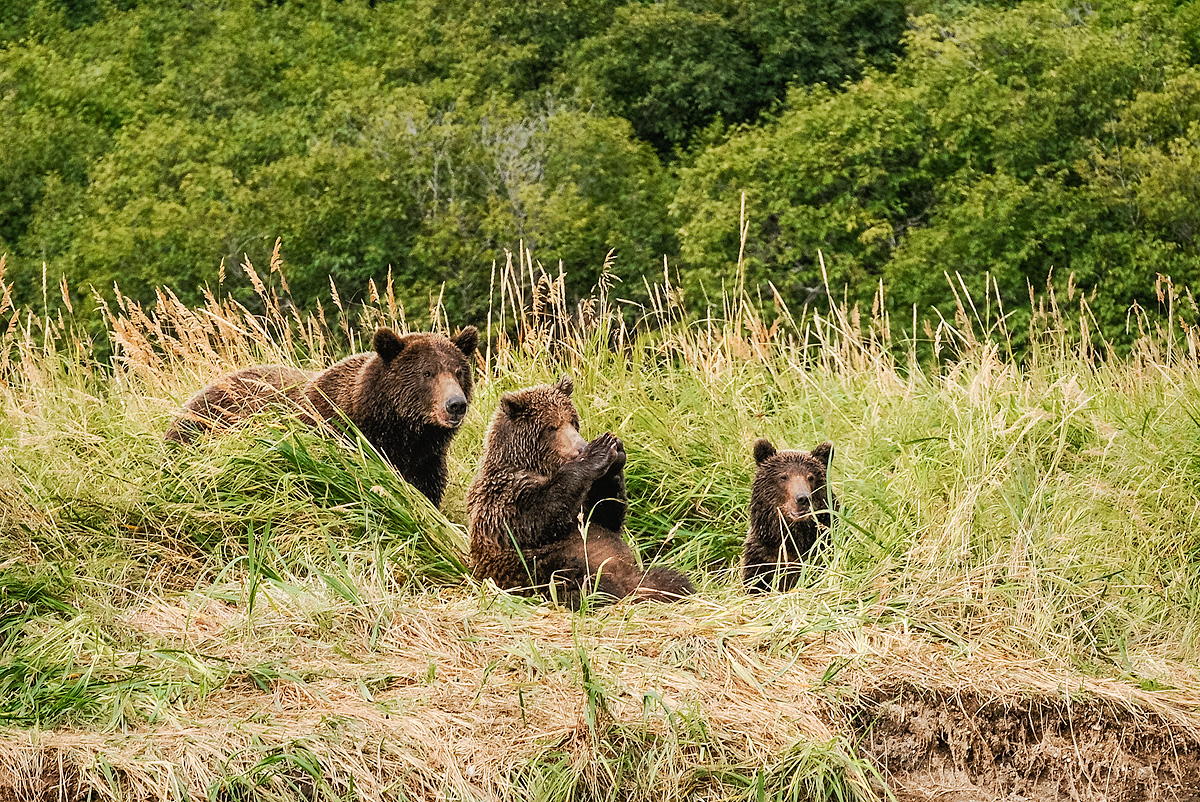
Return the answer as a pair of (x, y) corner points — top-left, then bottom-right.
(2, 0), (1198, 347)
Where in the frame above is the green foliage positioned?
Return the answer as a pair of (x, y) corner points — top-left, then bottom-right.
(569, 3), (757, 154)
(567, 0), (906, 154)
(673, 0), (1200, 349)
(0, 0), (134, 42)
(0, 0), (682, 320)
(8, 0), (1200, 350)
(0, 0), (909, 329)
(742, 738), (884, 802)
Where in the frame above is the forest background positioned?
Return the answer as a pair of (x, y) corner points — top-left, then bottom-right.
(5, 0), (1200, 349)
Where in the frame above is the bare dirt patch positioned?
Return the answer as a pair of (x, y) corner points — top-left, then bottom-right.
(847, 681), (1200, 801)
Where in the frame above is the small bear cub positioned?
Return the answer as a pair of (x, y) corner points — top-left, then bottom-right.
(742, 439), (837, 593)
(468, 376), (694, 609)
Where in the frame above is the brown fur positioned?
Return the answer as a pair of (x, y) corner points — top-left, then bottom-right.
(165, 327), (478, 507)
(467, 376), (694, 609)
(742, 439), (837, 593)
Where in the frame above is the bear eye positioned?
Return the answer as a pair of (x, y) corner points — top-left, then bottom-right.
(423, 370), (433, 379)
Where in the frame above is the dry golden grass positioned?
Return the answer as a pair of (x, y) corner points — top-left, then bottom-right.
(3, 245), (1200, 799)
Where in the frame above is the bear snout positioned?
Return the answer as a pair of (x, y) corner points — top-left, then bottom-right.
(557, 423), (588, 459)
(445, 395), (468, 421)
(783, 474), (813, 516)
(431, 374), (469, 427)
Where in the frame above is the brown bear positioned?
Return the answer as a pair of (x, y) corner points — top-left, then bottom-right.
(742, 438), (837, 593)
(467, 376), (694, 609)
(165, 326), (477, 508)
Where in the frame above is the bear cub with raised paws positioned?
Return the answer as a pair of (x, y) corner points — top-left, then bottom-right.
(165, 326), (477, 508)
(742, 439), (837, 593)
(468, 376), (694, 609)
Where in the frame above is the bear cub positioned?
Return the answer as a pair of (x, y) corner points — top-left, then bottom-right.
(468, 376), (694, 609)
(165, 326), (477, 508)
(742, 439), (837, 593)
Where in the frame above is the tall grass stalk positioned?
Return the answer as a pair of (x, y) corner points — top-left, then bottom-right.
(3, 246), (1200, 799)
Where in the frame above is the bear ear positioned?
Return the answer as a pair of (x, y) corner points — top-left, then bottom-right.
(811, 441), (834, 468)
(554, 375), (574, 397)
(500, 391), (529, 418)
(374, 327), (406, 363)
(753, 438), (777, 465)
(452, 326), (478, 358)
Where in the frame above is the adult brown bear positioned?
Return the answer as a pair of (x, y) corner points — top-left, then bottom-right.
(467, 376), (694, 608)
(165, 326), (477, 508)
(742, 439), (837, 593)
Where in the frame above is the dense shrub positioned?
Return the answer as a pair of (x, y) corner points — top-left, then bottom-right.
(3, 0), (1200, 348)
(673, 1), (1200, 347)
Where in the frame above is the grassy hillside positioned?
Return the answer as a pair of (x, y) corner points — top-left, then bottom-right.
(2, 251), (1200, 799)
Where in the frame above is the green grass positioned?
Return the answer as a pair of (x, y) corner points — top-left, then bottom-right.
(2, 254), (1200, 799)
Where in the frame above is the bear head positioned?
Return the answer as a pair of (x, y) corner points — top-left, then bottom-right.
(750, 439), (836, 533)
(482, 376), (586, 473)
(366, 326), (478, 428)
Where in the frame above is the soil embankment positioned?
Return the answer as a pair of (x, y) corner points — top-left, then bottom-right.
(851, 683), (1200, 801)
